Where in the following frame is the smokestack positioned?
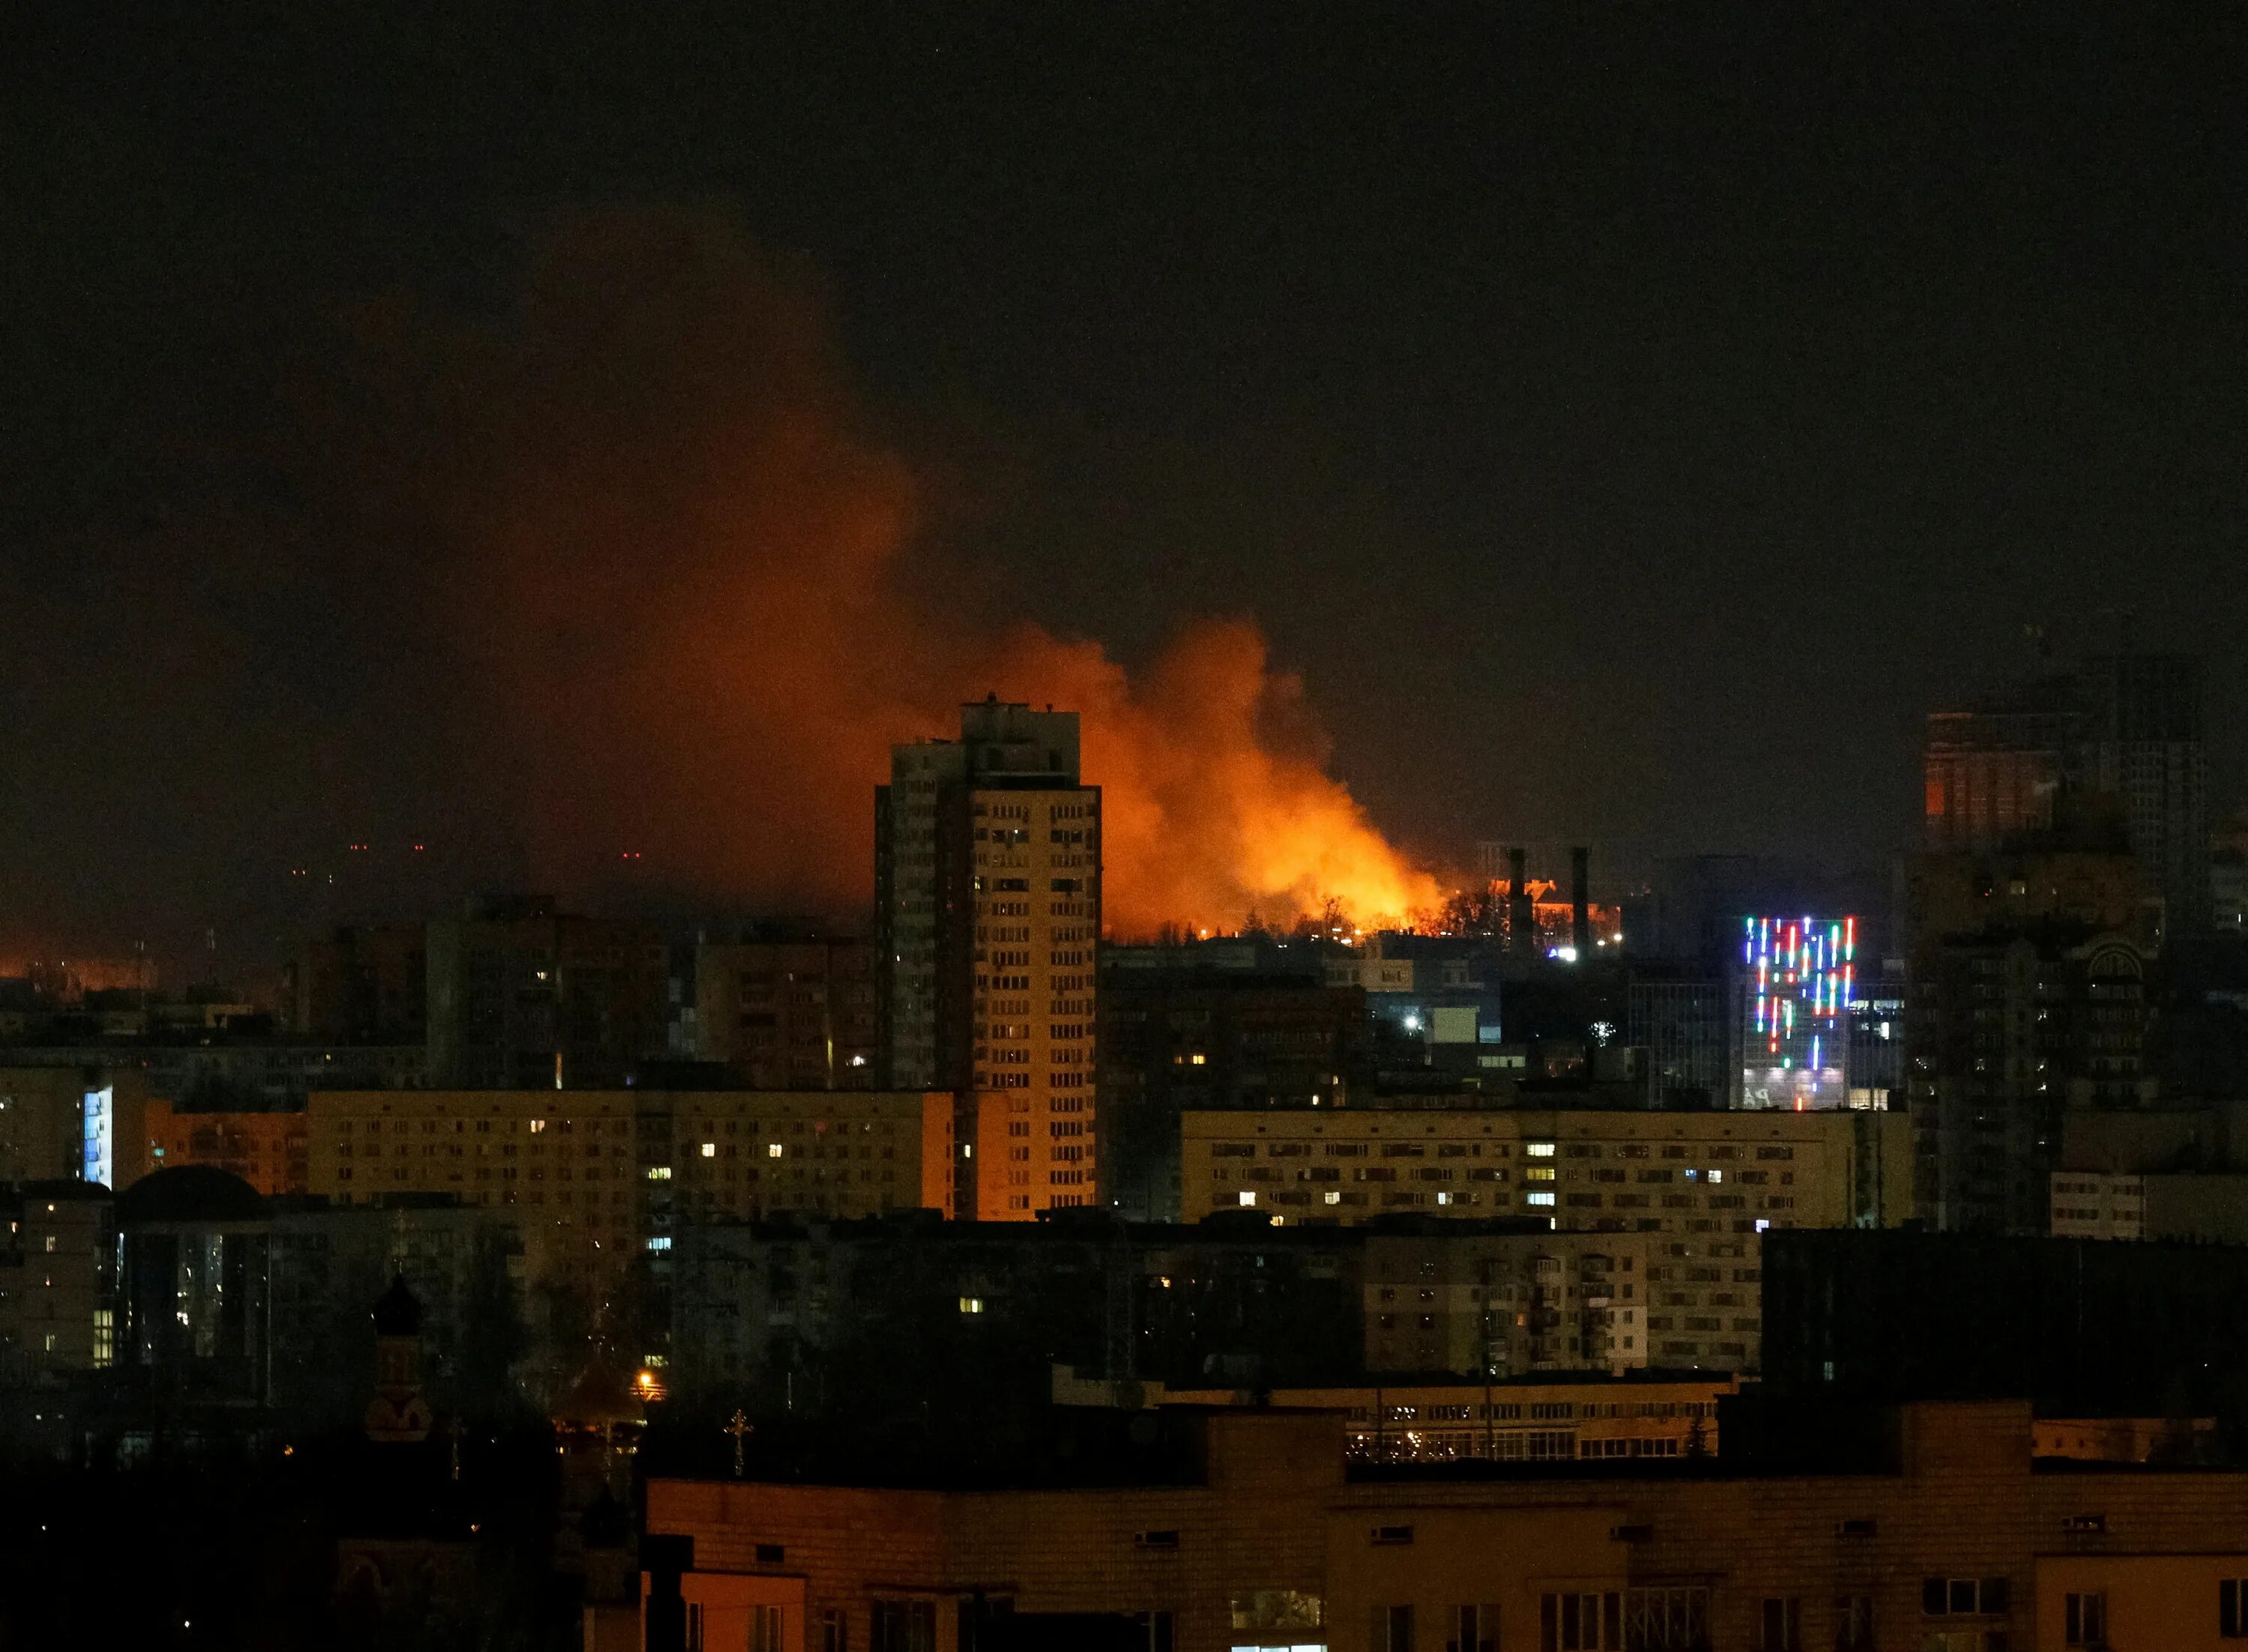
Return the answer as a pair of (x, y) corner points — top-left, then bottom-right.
(1508, 847), (1531, 957)
(1571, 847), (1590, 957)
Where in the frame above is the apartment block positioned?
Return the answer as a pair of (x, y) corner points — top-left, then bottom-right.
(877, 700), (1101, 1217)
(139, 1099), (308, 1194)
(1359, 1227), (1762, 1378)
(640, 1399), (2248, 1652)
(692, 937), (878, 1087)
(1180, 1104), (1912, 1234)
(304, 1088), (949, 1312)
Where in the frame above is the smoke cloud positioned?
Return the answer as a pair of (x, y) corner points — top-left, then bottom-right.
(345, 209), (1441, 935)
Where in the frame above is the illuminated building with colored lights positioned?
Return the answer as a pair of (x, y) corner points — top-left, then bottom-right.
(1738, 916), (1856, 1110)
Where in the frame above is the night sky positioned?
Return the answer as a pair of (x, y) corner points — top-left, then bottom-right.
(5, 7), (2242, 969)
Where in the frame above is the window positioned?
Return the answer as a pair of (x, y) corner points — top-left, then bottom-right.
(1372, 1525), (1415, 1546)
(1540, 1593), (1621, 1651)
(1923, 1579), (2009, 1616)
(870, 1600), (936, 1652)
(1759, 1597), (1801, 1652)
(2226, 1578), (2248, 1637)
(1834, 1595), (1873, 1652)
(1129, 1611), (1175, 1652)
(1448, 1604), (1499, 1652)
(1374, 1605), (1415, 1652)
(820, 1608), (848, 1652)
(749, 1604), (783, 1652)
(2064, 1592), (2106, 1647)
(686, 1602), (703, 1652)
(1620, 1588), (1705, 1652)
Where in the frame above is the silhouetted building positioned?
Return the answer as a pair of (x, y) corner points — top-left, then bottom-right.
(1922, 677), (2083, 852)
(2083, 653), (2208, 937)
(288, 923), (427, 1044)
(1924, 654), (2208, 937)
(1761, 1226), (2248, 1415)
(425, 897), (668, 1089)
(0, 1181), (115, 1387)
(1097, 945), (1365, 1221)
(1903, 825), (2155, 1234)
(877, 701), (1100, 1217)
(691, 934), (878, 1088)
(1626, 975), (1735, 1110)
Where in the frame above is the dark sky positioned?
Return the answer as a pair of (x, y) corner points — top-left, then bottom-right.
(4, 7), (2242, 969)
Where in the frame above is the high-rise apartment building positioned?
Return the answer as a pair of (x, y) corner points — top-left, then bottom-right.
(1921, 680), (2082, 852)
(876, 699), (1100, 1217)
(1924, 654), (2207, 937)
(2083, 653), (2208, 937)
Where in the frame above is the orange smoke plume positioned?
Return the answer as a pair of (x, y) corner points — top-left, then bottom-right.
(367, 208), (1438, 935)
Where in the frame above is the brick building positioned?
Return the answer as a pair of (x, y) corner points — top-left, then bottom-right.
(639, 1399), (2248, 1652)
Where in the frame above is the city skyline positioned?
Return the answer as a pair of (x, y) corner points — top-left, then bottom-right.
(4, 10), (2243, 972)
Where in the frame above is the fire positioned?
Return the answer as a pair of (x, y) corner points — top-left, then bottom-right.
(967, 620), (1443, 934)
(339, 208), (1442, 937)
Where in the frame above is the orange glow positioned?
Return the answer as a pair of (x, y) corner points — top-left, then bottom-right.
(387, 209), (1441, 936)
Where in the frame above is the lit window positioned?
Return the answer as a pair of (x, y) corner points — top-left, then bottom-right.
(1239, 1190), (1258, 1207)
(958, 1296), (984, 1314)
(1527, 1191), (1556, 1207)
(646, 1167), (672, 1181)
(1324, 1190), (1342, 1205)
(528, 1119), (546, 1134)
(1526, 1142), (1556, 1158)
(645, 1235), (671, 1252)
(768, 1143), (784, 1158)
(700, 1142), (716, 1158)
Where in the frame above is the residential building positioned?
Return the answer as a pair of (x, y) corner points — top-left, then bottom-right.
(0, 1064), (151, 1188)
(304, 1088), (949, 1321)
(1179, 1104), (1912, 1233)
(640, 1399), (2248, 1652)
(287, 922), (428, 1044)
(0, 1181), (115, 1385)
(1359, 1227), (1762, 1378)
(1625, 975), (1735, 1110)
(876, 699), (1100, 1217)
(1761, 1226), (2248, 1415)
(691, 935), (877, 1088)
(424, 897), (669, 1089)
(1922, 677), (2084, 851)
(2083, 652), (2209, 936)
(139, 1098), (308, 1194)
(1924, 654), (2208, 936)
(1098, 946), (1365, 1220)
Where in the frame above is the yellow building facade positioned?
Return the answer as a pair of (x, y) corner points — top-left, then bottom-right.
(1181, 1104), (1913, 1232)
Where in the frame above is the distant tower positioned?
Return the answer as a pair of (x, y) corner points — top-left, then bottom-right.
(876, 699), (1102, 1218)
(364, 1274), (433, 1444)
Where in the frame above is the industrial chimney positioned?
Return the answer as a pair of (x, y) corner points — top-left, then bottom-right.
(1508, 846), (1532, 957)
(1570, 847), (1591, 957)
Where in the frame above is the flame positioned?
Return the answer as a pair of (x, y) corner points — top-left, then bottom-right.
(339, 208), (1442, 937)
